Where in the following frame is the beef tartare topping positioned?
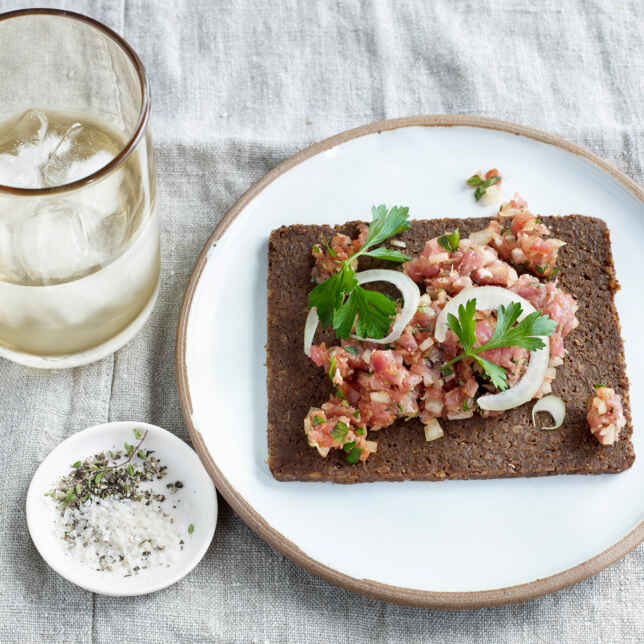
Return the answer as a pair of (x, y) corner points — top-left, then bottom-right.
(587, 386), (626, 446)
(303, 203), (579, 463)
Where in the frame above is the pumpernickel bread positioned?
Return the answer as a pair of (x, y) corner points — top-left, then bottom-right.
(266, 216), (634, 482)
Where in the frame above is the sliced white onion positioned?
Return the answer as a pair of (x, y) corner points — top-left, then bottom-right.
(304, 307), (319, 357)
(480, 183), (502, 206)
(390, 239), (407, 248)
(532, 395), (566, 430)
(468, 227), (494, 246)
(424, 418), (444, 442)
(434, 286), (550, 412)
(303, 269), (421, 355)
(365, 440), (378, 453)
(351, 269), (420, 344)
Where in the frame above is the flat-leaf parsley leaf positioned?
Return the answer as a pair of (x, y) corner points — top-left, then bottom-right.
(441, 298), (557, 391)
(308, 205), (411, 339)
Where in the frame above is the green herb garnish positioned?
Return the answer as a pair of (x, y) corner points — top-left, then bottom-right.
(355, 427), (366, 435)
(188, 523), (195, 534)
(313, 415), (325, 426)
(72, 461), (81, 469)
(346, 447), (362, 463)
(441, 298), (557, 391)
(594, 383), (607, 390)
(133, 428), (143, 440)
(328, 355), (337, 379)
(309, 205), (411, 339)
(438, 229), (460, 253)
(344, 345), (359, 356)
(467, 174), (501, 201)
(331, 421), (349, 443)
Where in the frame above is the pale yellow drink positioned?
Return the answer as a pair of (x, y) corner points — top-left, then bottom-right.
(0, 109), (159, 356)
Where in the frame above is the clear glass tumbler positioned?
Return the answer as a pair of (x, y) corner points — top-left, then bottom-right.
(0, 9), (159, 368)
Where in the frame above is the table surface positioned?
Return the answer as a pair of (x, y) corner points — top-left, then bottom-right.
(1, 1), (642, 642)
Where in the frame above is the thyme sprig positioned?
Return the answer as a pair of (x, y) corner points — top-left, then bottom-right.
(45, 429), (168, 512)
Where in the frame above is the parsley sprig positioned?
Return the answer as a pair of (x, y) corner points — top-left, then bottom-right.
(441, 299), (557, 391)
(309, 205), (411, 339)
(467, 174), (501, 201)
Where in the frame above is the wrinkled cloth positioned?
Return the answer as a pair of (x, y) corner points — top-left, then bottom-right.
(0, 1), (642, 642)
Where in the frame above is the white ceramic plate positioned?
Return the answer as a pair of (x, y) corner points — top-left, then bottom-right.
(26, 421), (217, 596)
(177, 116), (644, 608)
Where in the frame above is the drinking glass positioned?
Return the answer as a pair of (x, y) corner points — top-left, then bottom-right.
(0, 9), (159, 368)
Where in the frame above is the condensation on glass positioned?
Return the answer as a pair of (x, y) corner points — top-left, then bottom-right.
(0, 10), (159, 360)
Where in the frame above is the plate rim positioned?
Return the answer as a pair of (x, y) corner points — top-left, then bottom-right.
(175, 114), (644, 609)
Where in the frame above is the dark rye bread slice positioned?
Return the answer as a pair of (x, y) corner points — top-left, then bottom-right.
(266, 216), (634, 482)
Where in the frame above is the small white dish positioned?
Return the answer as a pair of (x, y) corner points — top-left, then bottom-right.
(26, 421), (217, 596)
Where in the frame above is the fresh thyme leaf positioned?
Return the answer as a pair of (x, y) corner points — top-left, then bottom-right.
(363, 247), (410, 263)
(438, 229), (460, 253)
(188, 523), (195, 534)
(331, 421), (349, 442)
(441, 298), (556, 391)
(133, 428), (143, 440)
(127, 463), (135, 476)
(72, 461), (81, 469)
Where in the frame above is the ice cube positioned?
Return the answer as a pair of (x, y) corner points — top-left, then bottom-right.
(15, 199), (102, 284)
(0, 109), (48, 152)
(42, 122), (115, 187)
(12, 197), (132, 285)
(0, 109), (57, 189)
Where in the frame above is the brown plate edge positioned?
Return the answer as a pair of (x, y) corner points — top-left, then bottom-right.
(175, 114), (644, 609)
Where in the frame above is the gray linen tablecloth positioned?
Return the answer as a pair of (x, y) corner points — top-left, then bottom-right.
(1, 1), (642, 642)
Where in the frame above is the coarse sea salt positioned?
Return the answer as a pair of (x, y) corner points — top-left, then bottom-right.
(57, 495), (184, 575)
